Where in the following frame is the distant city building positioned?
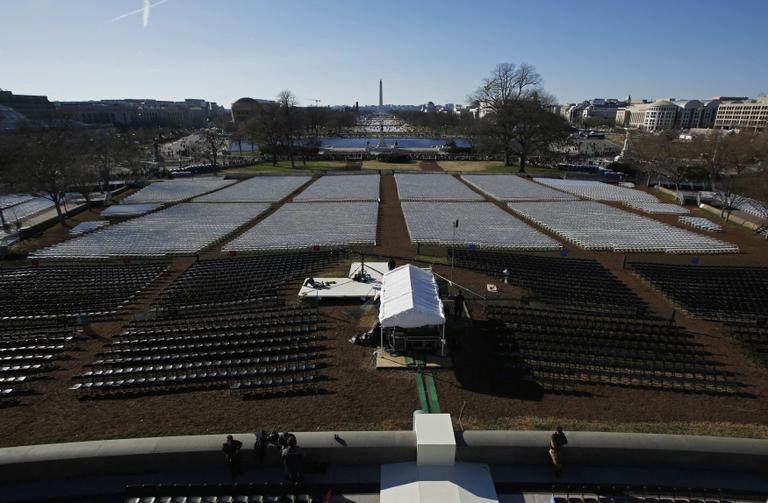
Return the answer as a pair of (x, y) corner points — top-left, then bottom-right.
(614, 98), (722, 131)
(57, 98), (227, 128)
(560, 98), (629, 125)
(0, 89), (56, 120)
(230, 97), (276, 124)
(713, 96), (768, 130)
(2, 90), (227, 128)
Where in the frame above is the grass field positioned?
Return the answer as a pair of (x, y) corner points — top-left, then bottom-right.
(224, 160), (351, 173)
(437, 161), (559, 175)
(438, 161), (508, 172)
(223, 159), (568, 174)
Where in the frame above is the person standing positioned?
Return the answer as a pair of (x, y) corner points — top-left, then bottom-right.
(548, 426), (568, 476)
(282, 434), (305, 482)
(222, 435), (243, 476)
(453, 291), (465, 318)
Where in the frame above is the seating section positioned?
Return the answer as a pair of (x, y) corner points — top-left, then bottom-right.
(508, 201), (738, 254)
(222, 203), (378, 252)
(31, 203), (270, 259)
(123, 178), (237, 204)
(101, 203), (163, 218)
(125, 483), (318, 502)
(156, 252), (339, 309)
(401, 202), (561, 251)
(0, 319), (81, 400)
(0, 194), (34, 209)
(195, 175), (311, 203)
(623, 201), (689, 214)
(629, 262), (768, 322)
(395, 173), (484, 201)
(460, 174), (577, 201)
(726, 322), (768, 368)
(2, 196), (55, 222)
(71, 304), (325, 398)
(0, 263), (167, 318)
(551, 485), (757, 503)
(679, 216), (722, 232)
(70, 220), (109, 235)
(533, 178), (659, 202)
(452, 250), (646, 315)
(487, 304), (739, 394)
(293, 174), (379, 202)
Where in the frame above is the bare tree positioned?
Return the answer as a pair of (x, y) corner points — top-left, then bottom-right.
(277, 90), (299, 169)
(694, 131), (760, 191)
(86, 130), (142, 203)
(471, 63), (569, 170)
(244, 103), (282, 166)
(6, 124), (91, 226)
(629, 131), (706, 193)
(724, 159), (768, 235)
(472, 63), (541, 167)
(500, 93), (571, 172)
(0, 134), (26, 228)
(199, 128), (227, 171)
(473, 62), (542, 112)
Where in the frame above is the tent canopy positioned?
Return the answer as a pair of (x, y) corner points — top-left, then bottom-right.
(379, 264), (445, 329)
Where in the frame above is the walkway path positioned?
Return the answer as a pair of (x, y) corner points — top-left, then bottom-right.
(375, 174), (415, 257)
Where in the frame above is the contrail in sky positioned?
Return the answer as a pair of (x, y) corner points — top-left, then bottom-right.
(142, 0), (150, 27)
(111, 0), (171, 27)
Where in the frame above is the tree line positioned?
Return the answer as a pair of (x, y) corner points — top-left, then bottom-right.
(230, 90), (358, 168)
(0, 125), (150, 227)
(623, 129), (768, 220)
(398, 63), (572, 171)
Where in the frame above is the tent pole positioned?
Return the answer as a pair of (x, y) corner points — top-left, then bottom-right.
(441, 324), (446, 357)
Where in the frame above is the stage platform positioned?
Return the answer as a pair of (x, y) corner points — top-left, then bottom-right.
(348, 262), (390, 280)
(298, 262), (390, 300)
(375, 349), (452, 369)
(299, 277), (381, 300)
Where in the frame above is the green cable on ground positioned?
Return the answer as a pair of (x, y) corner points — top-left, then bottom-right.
(423, 372), (441, 413)
(415, 372), (430, 412)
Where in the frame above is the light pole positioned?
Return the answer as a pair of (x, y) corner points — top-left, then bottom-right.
(450, 219), (458, 283)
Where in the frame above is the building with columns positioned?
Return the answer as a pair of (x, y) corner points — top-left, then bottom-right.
(614, 98), (722, 131)
(713, 96), (768, 130)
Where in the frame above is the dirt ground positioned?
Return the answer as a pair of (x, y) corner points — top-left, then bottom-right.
(2, 175), (768, 447)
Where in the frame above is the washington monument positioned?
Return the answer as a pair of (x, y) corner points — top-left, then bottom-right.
(379, 79), (383, 110)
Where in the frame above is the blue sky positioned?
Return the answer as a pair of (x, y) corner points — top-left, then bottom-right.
(1, 0), (767, 107)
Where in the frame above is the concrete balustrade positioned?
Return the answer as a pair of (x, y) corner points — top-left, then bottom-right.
(2, 430), (768, 487)
(456, 431), (768, 474)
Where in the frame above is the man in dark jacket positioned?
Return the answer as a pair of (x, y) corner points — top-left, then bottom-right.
(222, 435), (243, 476)
(281, 434), (305, 482)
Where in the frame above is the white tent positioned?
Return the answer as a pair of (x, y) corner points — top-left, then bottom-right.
(378, 264), (446, 354)
(379, 264), (445, 328)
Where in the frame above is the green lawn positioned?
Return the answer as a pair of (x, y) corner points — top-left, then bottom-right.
(224, 160), (352, 173)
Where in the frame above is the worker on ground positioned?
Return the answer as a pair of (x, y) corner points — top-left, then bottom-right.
(453, 290), (465, 318)
(548, 426), (568, 476)
(281, 433), (305, 482)
(222, 435), (243, 476)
